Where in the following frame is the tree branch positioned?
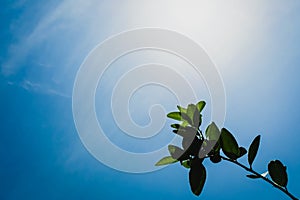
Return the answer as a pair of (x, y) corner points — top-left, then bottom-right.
(219, 156), (298, 200)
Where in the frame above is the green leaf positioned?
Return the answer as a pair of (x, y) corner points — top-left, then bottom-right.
(173, 126), (197, 138)
(268, 160), (288, 187)
(168, 145), (188, 160)
(201, 139), (219, 157)
(184, 126), (198, 137)
(177, 105), (187, 113)
(168, 145), (178, 154)
(196, 101), (206, 112)
(189, 159), (206, 196)
(181, 160), (191, 168)
(184, 104), (197, 126)
(155, 156), (178, 166)
(220, 128), (240, 160)
(193, 108), (201, 127)
(248, 135), (261, 168)
(181, 121), (189, 127)
(167, 112), (182, 121)
(205, 122), (220, 141)
(187, 104), (197, 123)
(180, 112), (193, 125)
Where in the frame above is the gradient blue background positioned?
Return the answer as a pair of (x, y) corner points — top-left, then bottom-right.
(1, 1), (300, 199)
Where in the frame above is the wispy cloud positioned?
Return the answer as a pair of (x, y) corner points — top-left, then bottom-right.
(1, 0), (95, 76)
(8, 79), (70, 98)
(1, 0), (275, 104)
(46, 88), (70, 98)
(2, 0), (269, 76)
(20, 80), (42, 91)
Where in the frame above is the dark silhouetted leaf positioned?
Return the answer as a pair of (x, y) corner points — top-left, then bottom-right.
(205, 122), (220, 141)
(247, 171), (268, 179)
(196, 101), (206, 112)
(239, 147), (247, 158)
(210, 154), (222, 163)
(246, 174), (260, 179)
(189, 159), (206, 196)
(181, 160), (191, 168)
(186, 137), (202, 157)
(220, 128), (240, 160)
(155, 156), (178, 166)
(170, 124), (180, 129)
(268, 160), (288, 187)
(248, 135), (261, 168)
(172, 129), (185, 137)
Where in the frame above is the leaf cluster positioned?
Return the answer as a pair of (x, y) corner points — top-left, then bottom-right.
(155, 101), (295, 199)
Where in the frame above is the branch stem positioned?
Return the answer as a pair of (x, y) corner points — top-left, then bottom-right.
(219, 156), (298, 200)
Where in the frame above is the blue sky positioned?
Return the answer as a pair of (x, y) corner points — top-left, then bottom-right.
(1, 1), (300, 199)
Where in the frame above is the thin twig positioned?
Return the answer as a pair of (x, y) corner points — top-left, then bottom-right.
(219, 156), (299, 200)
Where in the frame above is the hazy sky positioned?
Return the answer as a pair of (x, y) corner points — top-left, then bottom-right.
(1, 1), (300, 199)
